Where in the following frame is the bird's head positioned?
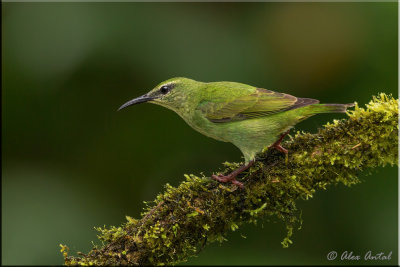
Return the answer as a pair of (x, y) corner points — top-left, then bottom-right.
(118, 77), (201, 114)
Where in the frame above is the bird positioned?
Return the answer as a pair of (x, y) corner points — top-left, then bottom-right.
(118, 77), (354, 188)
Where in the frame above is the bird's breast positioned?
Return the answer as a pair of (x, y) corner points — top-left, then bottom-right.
(183, 110), (228, 142)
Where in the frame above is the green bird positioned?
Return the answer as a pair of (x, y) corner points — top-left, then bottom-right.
(119, 77), (353, 188)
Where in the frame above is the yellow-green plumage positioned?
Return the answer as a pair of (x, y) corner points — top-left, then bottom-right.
(119, 77), (353, 164)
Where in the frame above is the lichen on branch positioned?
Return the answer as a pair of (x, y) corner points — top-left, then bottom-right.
(61, 93), (398, 266)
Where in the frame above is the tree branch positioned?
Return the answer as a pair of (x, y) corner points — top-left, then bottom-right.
(61, 93), (398, 266)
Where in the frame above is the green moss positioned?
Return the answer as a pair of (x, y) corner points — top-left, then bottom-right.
(95, 225), (127, 243)
(63, 94), (398, 266)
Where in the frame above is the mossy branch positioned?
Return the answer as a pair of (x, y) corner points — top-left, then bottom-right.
(61, 93), (398, 266)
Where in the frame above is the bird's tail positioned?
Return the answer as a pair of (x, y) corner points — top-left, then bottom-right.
(304, 103), (355, 114)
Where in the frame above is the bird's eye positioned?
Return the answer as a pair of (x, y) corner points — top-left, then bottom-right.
(160, 86), (170, 94)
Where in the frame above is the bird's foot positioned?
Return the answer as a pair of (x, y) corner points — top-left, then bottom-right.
(212, 160), (255, 189)
(272, 144), (289, 164)
(272, 144), (288, 154)
(269, 130), (290, 164)
(270, 130), (289, 153)
(212, 174), (244, 188)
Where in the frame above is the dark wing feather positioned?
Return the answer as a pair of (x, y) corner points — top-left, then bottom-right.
(198, 88), (319, 123)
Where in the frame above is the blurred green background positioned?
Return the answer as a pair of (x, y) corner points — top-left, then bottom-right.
(2, 2), (398, 265)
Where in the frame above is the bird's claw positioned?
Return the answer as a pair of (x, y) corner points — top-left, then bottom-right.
(231, 179), (244, 188)
(211, 174), (244, 188)
(211, 174), (229, 182)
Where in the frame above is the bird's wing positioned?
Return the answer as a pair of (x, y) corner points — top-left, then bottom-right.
(197, 88), (319, 123)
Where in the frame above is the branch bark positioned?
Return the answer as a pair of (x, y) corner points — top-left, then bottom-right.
(61, 93), (398, 266)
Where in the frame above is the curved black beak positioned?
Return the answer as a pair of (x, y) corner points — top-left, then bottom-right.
(118, 94), (156, 111)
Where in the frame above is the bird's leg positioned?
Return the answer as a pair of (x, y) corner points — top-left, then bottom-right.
(270, 130), (290, 163)
(212, 160), (255, 188)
